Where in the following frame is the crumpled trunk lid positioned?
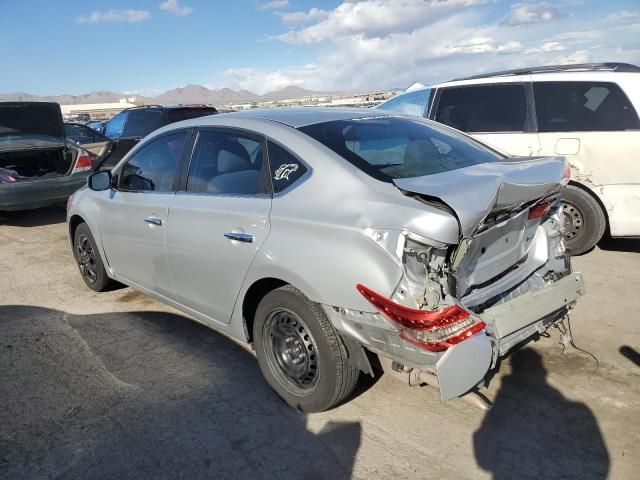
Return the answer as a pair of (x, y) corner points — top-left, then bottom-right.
(393, 156), (568, 238)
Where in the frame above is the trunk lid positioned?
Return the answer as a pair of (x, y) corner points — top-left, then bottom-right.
(393, 156), (567, 238)
(0, 102), (66, 152)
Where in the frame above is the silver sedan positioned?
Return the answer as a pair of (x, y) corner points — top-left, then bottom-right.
(67, 108), (585, 412)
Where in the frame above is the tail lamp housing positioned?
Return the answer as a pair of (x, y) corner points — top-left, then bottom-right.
(71, 154), (93, 174)
(356, 284), (486, 352)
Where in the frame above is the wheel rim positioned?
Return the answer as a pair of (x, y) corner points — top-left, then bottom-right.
(76, 233), (98, 284)
(561, 201), (584, 242)
(264, 308), (320, 393)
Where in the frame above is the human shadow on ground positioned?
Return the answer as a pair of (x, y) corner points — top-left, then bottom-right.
(0, 305), (361, 480)
(473, 348), (609, 480)
(0, 205), (66, 227)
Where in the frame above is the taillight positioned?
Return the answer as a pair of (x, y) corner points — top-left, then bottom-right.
(72, 154), (93, 174)
(356, 284), (486, 352)
(528, 198), (555, 219)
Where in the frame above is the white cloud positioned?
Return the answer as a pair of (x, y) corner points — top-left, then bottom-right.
(606, 10), (640, 22)
(277, 8), (328, 23)
(275, 0), (488, 43)
(159, 0), (193, 16)
(76, 9), (150, 24)
(259, 0), (290, 10)
(501, 2), (562, 27)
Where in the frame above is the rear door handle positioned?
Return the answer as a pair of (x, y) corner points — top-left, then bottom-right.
(224, 232), (254, 243)
(144, 216), (163, 226)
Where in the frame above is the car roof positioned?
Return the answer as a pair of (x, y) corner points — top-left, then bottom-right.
(170, 106), (381, 128)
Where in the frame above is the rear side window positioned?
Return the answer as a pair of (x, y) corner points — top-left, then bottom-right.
(267, 141), (308, 194)
(435, 84), (527, 133)
(119, 131), (187, 192)
(121, 110), (166, 138)
(186, 131), (269, 195)
(168, 108), (217, 123)
(377, 89), (432, 117)
(533, 81), (640, 132)
(299, 116), (502, 182)
(104, 112), (127, 139)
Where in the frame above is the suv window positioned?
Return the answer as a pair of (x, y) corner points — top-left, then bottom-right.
(377, 89), (432, 117)
(167, 108), (217, 123)
(267, 141), (308, 193)
(65, 123), (108, 144)
(186, 131), (268, 195)
(119, 131), (187, 192)
(122, 109), (166, 138)
(105, 111), (127, 139)
(533, 81), (640, 132)
(435, 84), (527, 133)
(299, 117), (502, 182)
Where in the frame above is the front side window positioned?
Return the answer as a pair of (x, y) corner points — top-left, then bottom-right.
(267, 141), (308, 194)
(105, 112), (127, 139)
(122, 110), (166, 139)
(533, 81), (640, 132)
(435, 84), (527, 133)
(119, 131), (187, 192)
(186, 131), (268, 195)
(376, 89), (432, 117)
(299, 116), (502, 182)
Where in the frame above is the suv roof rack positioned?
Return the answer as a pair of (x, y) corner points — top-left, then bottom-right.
(449, 63), (640, 82)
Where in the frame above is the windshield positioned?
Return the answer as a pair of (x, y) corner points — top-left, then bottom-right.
(298, 116), (503, 182)
(376, 88), (432, 117)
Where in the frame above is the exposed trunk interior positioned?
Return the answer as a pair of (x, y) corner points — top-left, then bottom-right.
(0, 147), (74, 181)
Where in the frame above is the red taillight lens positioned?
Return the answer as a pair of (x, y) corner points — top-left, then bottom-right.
(72, 154), (93, 174)
(356, 284), (486, 352)
(528, 198), (555, 219)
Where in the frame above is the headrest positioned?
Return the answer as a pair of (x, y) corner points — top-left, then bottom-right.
(218, 143), (251, 174)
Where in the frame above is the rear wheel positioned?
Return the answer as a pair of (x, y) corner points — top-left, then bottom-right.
(560, 185), (606, 255)
(254, 285), (359, 412)
(73, 223), (112, 292)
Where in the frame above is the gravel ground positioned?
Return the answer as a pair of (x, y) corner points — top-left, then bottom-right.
(1, 206), (639, 479)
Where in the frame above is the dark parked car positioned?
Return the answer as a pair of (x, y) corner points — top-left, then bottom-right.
(64, 122), (113, 159)
(0, 102), (101, 211)
(101, 105), (218, 168)
(87, 120), (106, 132)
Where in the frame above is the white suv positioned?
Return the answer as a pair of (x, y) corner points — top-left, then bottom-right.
(377, 63), (640, 254)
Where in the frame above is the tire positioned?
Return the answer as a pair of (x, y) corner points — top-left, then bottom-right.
(254, 285), (359, 412)
(73, 223), (112, 292)
(560, 185), (606, 255)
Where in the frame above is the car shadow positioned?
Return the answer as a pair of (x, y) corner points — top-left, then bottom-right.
(0, 305), (362, 480)
(473, 348), (609, 479)
(597, 236), (640, 253)
(0, 205), (67, 227)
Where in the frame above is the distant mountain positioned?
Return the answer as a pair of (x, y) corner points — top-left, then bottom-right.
(0, 85), (345, 107)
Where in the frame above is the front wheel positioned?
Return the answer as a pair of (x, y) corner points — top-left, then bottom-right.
(560, 185), (606, 255)
(73, 223), (112, 292)
(254, 285), (359, 412)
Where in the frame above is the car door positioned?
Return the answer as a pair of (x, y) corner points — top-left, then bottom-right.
(99, 130), (191, 297)
(431, 82), (541, 156)
(165, 128), (271, 324)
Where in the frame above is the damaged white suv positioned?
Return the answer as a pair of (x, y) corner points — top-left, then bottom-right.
(67, 108), (585, 412)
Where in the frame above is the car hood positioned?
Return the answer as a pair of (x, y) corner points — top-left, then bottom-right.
(393, 156), (567, 238)
(0, 102), (65, 149)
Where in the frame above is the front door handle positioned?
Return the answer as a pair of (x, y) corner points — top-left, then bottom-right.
(144, 216), (163, 226)
(224, 232), (254, 243)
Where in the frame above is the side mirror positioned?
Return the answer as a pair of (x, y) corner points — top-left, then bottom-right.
(88, 170), (112, 191)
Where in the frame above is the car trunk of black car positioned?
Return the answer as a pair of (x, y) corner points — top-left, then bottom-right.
(0, 147), (74, 182)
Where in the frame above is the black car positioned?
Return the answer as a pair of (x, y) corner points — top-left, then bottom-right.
(101, 105), (218, 168)
(0, 102), (104, 211)
(64, 122), (113, 158)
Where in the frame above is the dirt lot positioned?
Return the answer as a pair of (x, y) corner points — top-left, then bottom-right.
(1, 206), (639, 479)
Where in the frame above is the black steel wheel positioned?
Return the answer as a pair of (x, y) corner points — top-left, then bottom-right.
(254, 285), (359, 412)
(560, 185), (606, 255)
(73, 223), (112, 291)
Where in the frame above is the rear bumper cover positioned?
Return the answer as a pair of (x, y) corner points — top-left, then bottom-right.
(0, 173), (88, 211)
(325, 271), (585, 402)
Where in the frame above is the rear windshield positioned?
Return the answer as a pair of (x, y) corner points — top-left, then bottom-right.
(168, 108), (217, 123)
(298, 116), (502, 182)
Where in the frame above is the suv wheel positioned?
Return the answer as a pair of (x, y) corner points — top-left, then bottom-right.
(73, 223), (112, 292)
(254, 285), (359, 412)
(560, 185), (606, 255)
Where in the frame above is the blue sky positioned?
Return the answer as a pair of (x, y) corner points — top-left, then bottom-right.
(1, 0), (639, 95)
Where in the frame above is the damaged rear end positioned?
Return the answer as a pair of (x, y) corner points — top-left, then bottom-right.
(358, 157), (584, 400)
